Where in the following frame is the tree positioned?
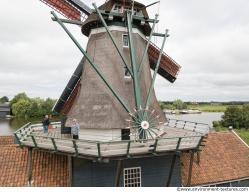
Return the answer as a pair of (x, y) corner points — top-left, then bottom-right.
(10, 93), (29, 107)
(222, 106), (242, 128)
(12, 99), (32, 118)
(242, 104), (249, 129)
(0, 96), (9, 103)
(173, 99), (187, 110)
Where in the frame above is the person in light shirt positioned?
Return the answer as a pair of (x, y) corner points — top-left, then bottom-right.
(71, 119), (80, 140)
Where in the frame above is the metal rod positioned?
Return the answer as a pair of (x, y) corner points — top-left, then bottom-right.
(51, 11), (131, 114)
(115, 160), (123, 187)
(27, 147), (33, 187)
(138, 14), (159, 76)
(144, 1), (160, 9)
(187, 151), (195, 187)
(51, 17), (83, 26)
(127, 11), (142, 110)
(166, 138), (182, 187)
(93, 3), (133, 77)
(152, 32), (167, 37)
(144, 29), (169, 110)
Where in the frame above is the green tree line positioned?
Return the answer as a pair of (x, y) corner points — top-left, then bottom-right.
(9, 93), (57, 118)
(213, 105), (249, 129)
(159, 99), (187, 110)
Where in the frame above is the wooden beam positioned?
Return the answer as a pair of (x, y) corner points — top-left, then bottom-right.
(115, 160), (123, 187)
(27, 147), (33, 187)
(166, 138), (181, 187)
(187, 151), (195, 187)
(68, 156), (73, 187)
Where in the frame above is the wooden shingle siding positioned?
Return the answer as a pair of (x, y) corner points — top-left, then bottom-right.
(72, 155), (181, 187)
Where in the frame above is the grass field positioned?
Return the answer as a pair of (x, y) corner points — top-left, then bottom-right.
(187, 104), (242, 112)
(235, 129), (249, 145)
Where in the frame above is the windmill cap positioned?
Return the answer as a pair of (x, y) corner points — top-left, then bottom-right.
(81, 0), (151, 37)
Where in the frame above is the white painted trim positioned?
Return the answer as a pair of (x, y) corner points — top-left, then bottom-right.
(89, 25), (146, 40)
(232, 130), (249, 148)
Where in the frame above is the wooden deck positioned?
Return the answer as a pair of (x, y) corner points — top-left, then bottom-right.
(14, 120), (209, 160)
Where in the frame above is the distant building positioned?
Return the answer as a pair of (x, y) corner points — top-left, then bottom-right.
(0, 103), (10, 118)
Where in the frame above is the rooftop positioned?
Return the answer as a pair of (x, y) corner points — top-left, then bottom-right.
(0, 136), (69, 187)
(181, 131), (249, 186)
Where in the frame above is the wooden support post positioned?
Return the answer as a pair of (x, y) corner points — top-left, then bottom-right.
(166, 138), (181, 187)
(27, 147), (33, 187)
(31, 136), (37, 148)
(97, 143), (102, 161)
(126, 141), (131, 158)
(115, 160), (123, 187)
(14, 133), (22, 146)
(72, 140), (78, 157)
(51, 138), (57, 152)
(152, 139), (158, 154)
(187, 151), (195, 187)
(68, 156), (72, 187)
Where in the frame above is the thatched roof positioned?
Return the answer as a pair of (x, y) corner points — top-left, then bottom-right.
(81, 0), (151, 36)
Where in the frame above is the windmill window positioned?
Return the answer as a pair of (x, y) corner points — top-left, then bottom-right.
(113, 4), (122, 13)
(123, 34), (129, 48)
(124, 67), (131, 79)
(123, 167), (141, 187)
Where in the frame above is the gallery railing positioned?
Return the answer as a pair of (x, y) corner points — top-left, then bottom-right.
(14, 121), (208, 159)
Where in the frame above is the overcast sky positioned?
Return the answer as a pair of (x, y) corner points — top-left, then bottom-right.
(0, 0), (249, 102)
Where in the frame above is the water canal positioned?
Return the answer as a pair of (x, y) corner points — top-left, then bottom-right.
(0, 112), (223, 136)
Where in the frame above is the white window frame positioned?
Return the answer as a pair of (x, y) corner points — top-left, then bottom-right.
(122, 34), (129, 48)
(123, 167), (142, 187)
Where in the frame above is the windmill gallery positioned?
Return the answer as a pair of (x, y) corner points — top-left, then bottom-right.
(12, 0), (211, 187)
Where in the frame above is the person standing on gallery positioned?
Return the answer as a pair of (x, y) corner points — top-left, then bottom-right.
(42, 115), (50, 134)
(71, 119), (80, 139)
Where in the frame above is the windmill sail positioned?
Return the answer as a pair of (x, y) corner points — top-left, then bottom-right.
(39, 0), (91, 21)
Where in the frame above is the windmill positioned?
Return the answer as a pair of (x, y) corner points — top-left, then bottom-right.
(14, 0), (209, 187)
(38, 0), (181, 141)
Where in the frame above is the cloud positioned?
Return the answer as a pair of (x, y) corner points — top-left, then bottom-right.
(0, 0), (248, 102)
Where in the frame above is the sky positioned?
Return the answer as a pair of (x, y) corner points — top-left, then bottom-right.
(0, 0), (249, 102)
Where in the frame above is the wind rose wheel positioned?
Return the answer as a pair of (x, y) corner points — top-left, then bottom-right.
(126, 108), (164, 141)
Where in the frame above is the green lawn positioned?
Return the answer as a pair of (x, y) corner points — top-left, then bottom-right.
(235, 129), (249, 145)
(187, 104), (242, 112)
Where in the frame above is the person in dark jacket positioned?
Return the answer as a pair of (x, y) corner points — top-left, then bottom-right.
(42, 115), (50, 134)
